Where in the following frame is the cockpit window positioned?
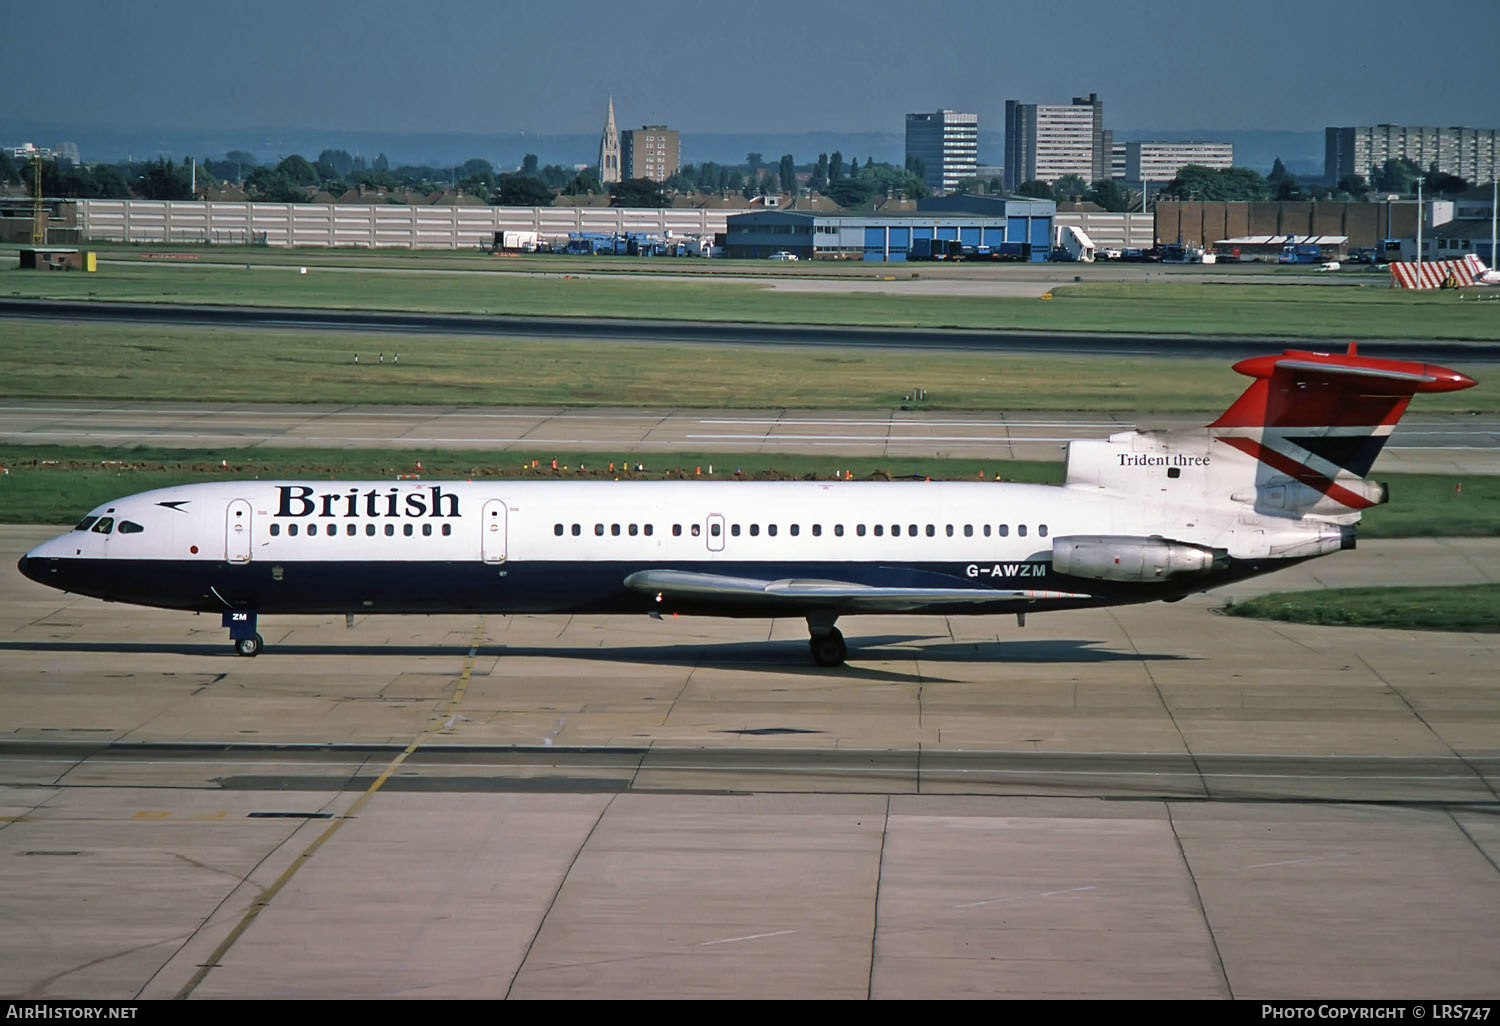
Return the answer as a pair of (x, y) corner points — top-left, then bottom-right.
(117, 521), (145, 534)
(74, 516), (99, 532)
(90, 517), (115, 534)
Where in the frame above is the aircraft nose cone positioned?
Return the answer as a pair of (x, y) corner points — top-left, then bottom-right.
(17, 554), (38, 583)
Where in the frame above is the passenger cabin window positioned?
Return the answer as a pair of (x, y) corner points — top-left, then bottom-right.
(673, 524), (682, 537)
(554, 524), (564, 536)
(732, 524), (741, 537)
(365, 524), (376, 536)
(1018, 524), (1028, 537)
(767, 524), (777, 537)
(1039, 524), (1048, 538)
(834, 524), (844, 537)
(998, 524), (1009, 537)
(790, 524), (800, 537)
(572, 524), (581, 536)
(270, 523), (281, 536)
(348, 524), (357, 536)
(423, 524), (433, 536)
(288, 524), (299, 537)
(385, 524), (395, 537)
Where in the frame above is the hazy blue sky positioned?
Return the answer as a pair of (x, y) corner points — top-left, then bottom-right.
(7, 0), (1498, 135)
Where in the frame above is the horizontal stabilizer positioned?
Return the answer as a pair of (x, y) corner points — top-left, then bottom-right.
(1204, 344), (1477, 508)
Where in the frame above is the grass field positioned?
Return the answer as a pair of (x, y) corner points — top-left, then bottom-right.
(2, 446), (1492, 535)
(6, 246), (1500, 339)
(1221, 584), (1500, 633)
(1353, 474), (1500, 537)
(1, 320), (1494, 413)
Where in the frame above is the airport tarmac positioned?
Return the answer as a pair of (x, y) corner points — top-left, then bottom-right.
(1, 526), (1497, 999)
(4, 400), (1498, 473)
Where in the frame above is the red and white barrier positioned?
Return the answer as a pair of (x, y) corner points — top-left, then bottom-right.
(1390, 253), (1486, 289)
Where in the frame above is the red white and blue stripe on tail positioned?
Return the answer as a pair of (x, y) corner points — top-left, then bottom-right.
(1208, 343), (1476, 509)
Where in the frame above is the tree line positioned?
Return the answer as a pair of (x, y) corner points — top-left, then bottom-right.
(0, 146), (931, 210)
(4, 146), (1477, 210)
(1154, 157), (1476, 204)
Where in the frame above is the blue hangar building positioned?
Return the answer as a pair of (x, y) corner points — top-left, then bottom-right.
(725, 196), (1056, 262)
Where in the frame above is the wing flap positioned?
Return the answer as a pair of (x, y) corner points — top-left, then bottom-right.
(623, 569), (1088, 612)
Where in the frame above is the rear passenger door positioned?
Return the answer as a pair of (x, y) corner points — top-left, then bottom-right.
(482, 499), (507, 563)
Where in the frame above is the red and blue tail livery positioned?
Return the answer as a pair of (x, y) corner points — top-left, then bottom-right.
(1209, 343), (1475, 510)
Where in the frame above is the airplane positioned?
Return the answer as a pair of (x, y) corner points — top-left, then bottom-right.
(16, 345), (1476, 666)
(1475, 259), (1500, 286)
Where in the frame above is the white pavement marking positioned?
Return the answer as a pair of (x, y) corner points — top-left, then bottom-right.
(952, 885), (1099, 909)
(698, 929), (799, 946)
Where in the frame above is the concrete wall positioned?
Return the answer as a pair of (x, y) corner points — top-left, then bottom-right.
(1155, 202), (1421, 249)
(76, 200), (731, 248)
(1053, 212), (1153, 250)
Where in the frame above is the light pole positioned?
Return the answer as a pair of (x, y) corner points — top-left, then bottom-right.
(1416, 180), (1423, 271)
(1385, 193), (1399, 261)
(1491, 177), (1497, 270)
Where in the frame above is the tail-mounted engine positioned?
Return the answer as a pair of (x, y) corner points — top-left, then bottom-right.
(1051, 535), (1229, 584)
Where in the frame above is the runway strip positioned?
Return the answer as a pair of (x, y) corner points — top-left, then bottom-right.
(3, 400), (1496, 471)
(7, 296), (1500, 361)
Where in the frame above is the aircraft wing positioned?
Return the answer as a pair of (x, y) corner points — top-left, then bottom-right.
(623, 568), (1089, 613)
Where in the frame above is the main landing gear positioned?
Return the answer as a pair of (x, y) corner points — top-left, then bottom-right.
(223, 611), (263, 657)
(807, 615), (847, 667)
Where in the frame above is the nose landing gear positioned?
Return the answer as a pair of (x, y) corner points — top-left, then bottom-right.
(223, 611), (263, 657)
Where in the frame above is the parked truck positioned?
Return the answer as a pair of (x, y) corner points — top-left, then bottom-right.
(490, 230), (540, 253)
(1277, 241), (1323, 264)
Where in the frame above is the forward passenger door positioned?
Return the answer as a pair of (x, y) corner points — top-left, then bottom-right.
(226, 500), (252, 564)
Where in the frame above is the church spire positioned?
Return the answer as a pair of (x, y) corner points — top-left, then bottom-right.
(598, 96), (621, 185)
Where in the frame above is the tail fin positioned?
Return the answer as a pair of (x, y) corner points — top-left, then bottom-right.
(1209, 343), (1475, 509)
